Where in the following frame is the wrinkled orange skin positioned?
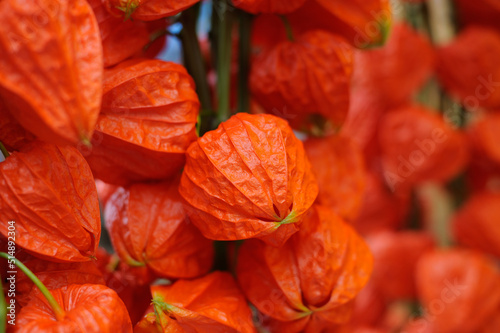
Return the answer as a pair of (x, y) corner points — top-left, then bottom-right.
(0, 142), (101, 262)
(250, 30), (352, 129)
(366, 231), (435, 301)
(16, 284), (132, 333)
(452, 191), (500, 259)
(83, 59), (199, 185)
(304, 135), (366, 221)
(455, 0), (500, 33)
(0, 98), (35, 151)
(437, 26), (500, 111)
(135, 271), (256, 333)
(287, 0), (391, 47)
(88, 0), (166, 67)
(352, 171), (410, 235)
(378, 106), (469, 191)
(179, 113), (318, 246)
(15, 255), (105, 306)
(105, 180), (214, 279)
(352, 23), (435, 111)
(237, 205), (373, 333)
(414, 249), (500, 333)
(105, 0), (199, 21)
(0, 0), (102, 145)
(233, 0), (306, 14)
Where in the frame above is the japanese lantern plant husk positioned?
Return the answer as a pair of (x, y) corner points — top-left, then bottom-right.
(179, 113), (318, 247)
(104, 179), (214, 279)
(303, 134), (367, 222)
(0, 142), (100, 262)
(236, 205), (373, 333)
(0, 253), (132, 332)
(250, 29), (353, 130)
(135, 271), (257, 333)
(83, 59), (200, 186)
(0, 0), (103, 145)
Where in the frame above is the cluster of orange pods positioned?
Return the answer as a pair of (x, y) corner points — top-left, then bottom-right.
(0, 0), (499, 332)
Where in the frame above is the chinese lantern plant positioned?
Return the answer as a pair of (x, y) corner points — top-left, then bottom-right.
(0, 253), (132, 333)
(179, 112), (318, 246)
(0, 142), (101, 262)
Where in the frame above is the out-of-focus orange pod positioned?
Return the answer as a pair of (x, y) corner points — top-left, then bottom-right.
(233, 0), (306, 14)
(0, 0), (103, 145)
(378, 106), (469, 191)
(468, 113), (500, 165)
(0, 143), (100, 262)
(237, 205), (373, 333)
(250, 30), (352, 129)
(83, 59), (199, 186)
(437, 26), (500, 111)
(104, 0), (199, 21)
(454, 0), (500, 32)
(179, 113), (318, 247)
(304, 135), (366, 221)
(352, 23), (435, 110)
(466, 113), (500, 191)
(15, 255), (105, 306)
(287, 0), (392, 47)
(88, 0), (166, 67)
(16, 284), (132, 332)
(414, 249), (500, 333)
(452, 191), (500, 259)
(104, 180), (214, 279)
(135, 271), (256, 333)
(366, 231), (435, 301)
(0, 98), (35, 151)
(95, 180), (119, 207)
(352, 171), (410, 235)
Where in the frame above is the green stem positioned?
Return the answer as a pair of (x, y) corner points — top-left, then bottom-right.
(0, 274), (5, 333)
(237, 10), (252, 113)
(215, 0), (234, 123)
(180, 4), (212, 112)
(0, 253), (65, 321)
(0, 142), (9, 158)
(280, 16), (295, 41)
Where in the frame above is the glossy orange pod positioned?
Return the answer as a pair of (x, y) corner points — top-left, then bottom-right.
(365, 231), (435, 301)
(135, 271), (256, 333)
(304, 135), (366, 221)
(179, 113), (318, 246)
(104, 0), (199, 21)
(0, 142), (101, 262)
(452, 191), (500, 259)
(468, 112), (500, 165)
(104, 180), (214, 279)
(414, 249), (500, 333)
(351, 23), (435, 110)
(88, 0), (167, 67)
(250, 30), (352, 129)
(437, 26), (500, 111)
(236, 205), (373, 333)
(378, 105), (469, 191)
(83, 59), (199, 185)
(233, 0), (306, 14)
(16, 284), (133, 333)
(287, 0), (392, 47)
(0, 0), (103, 145)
